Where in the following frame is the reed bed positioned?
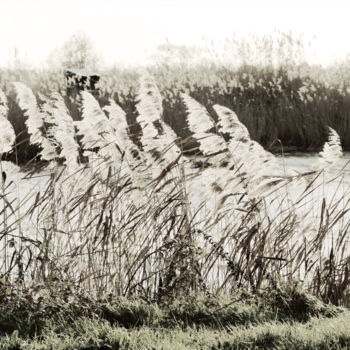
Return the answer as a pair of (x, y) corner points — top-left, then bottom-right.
(0, 75), (350, 308)
(3, 57), (350, 164)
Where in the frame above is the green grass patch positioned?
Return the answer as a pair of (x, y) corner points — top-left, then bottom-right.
(1, 312), (350, 349)
(0, 284), (345, 349)
(0, 285), (341, 337)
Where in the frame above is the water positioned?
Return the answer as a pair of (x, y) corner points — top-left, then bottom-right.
(4, 152), (350, 192)
(2, 152), (350, 223)
(278, 152), (350, 177)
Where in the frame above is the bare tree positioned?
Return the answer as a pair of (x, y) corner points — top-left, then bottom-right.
(47, 31), (99, 70)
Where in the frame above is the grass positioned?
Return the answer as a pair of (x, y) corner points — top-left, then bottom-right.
(0, 283), (340, 334)
(5, 315), (350, 350)
(0, 286), (346, 349)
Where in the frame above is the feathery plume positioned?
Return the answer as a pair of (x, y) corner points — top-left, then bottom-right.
(181, 94), (226, 156)
(13, 82), (44, 145)
(76, 91), (121, 165)
(0, 161), (21, 183)
(104, 99), (151, 186)
(137, 74), (163, 122)
(40, 92), (79, 169)
(318, 127), (342, 170)
(0, 90), (9, 118)
(13, 82), (58, 161)
(181, 96), (250, 211)
(0, 90), (15, 154)
(213, 103), (282, 195)
(136, 76), (181, 179)
(214, 104), (249, 141)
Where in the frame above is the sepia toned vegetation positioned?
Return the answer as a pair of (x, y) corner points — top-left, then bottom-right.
(3, 32), (350, 164)
(0, 74), (349, 303)
(1, 33), (350, 348)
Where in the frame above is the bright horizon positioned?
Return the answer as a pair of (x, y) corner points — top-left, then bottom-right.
(1, 0), (350, 68)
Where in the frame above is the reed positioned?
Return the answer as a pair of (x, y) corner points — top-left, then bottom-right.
(0, 76), (349, 308)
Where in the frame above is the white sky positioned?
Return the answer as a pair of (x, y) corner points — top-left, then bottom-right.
(1, 0), (350, 68)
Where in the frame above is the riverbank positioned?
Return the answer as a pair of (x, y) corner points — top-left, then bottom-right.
(0, 285), (346, 349)
(4, 314), (350, 349)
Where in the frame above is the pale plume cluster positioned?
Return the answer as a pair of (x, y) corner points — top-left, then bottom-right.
(0, 76), (348, 302)
(136, 76), (182, 179)
(13, 83), (44, 146)
(181, 93), (284, 215)
(0, 89), (20, 182)
(181, 94), (226, 157)
(103, 99), (149, 189)
(8, 78), (346, 221)
(40, 92), (79, 170)
(213, 104), (282, 191)
(0, 161), (20, 183)
(13, 82), (58, 162)
(0, 89), (15, 154)
(318, 127), (343, 170)
(0, 90), (8, 118)
(76, 91), (119, 163)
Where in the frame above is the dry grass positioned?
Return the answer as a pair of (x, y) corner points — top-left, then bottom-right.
(0, 75), (350, 309)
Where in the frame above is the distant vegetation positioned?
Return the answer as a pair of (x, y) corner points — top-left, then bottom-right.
(2, 32), (350, 163)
